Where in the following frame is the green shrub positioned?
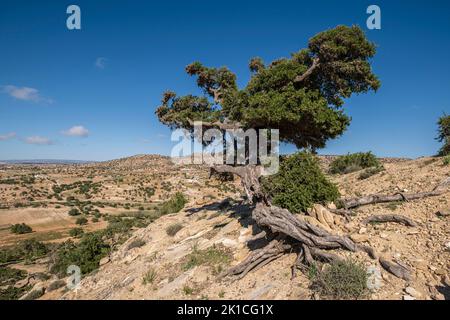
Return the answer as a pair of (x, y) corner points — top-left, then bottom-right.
(329, 152), (380, 174)
(142, 268), (157, 285)
(0, 267), (27, 286)
(0, 285), (31, 300)
(261, 152), (340, 213)
(182, 245), (231, 271)
(166, 223), (183, 236)
(0, 239), (48, 264)
(127, 239), (146, 250)
(10, 223), (33, 234)
(50, 233), (110, 276)
(437, 114), (450, 156)
(158, 192), (188, 215)
(358, 165), (385, 180)
(311, 259), (368, 300)
(75, 217), (88, 225)
(68, 208), (81, 216)
(69, 228), (84, 238)
(443, 155), (450, 165)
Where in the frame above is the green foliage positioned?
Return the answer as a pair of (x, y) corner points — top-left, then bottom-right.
(0, 285), (31, 300)
(0, 267), (27, 286)
(443, 155), (450, 165)
(127, 239), (146, 250)
(10, 223), (33, 234)
(157, 192), (188, 215)
(311, 259), (368, 300)
(358, 165), (385, 180)
(75, 217), (88, 225)
(182, 245), (231, 271)
(437, 114), (450, 156)
(329, 152), (380, 174)
(142, 268), (157, 285)
(69, 228), (84, 238)
(68, 208), (81, 216)
(0, 239), (48, 264)
(262, 152), (339, 213)
(156, 25), (379, 150)
(50, 233), (110, 276)
(166, 223), (183, 236)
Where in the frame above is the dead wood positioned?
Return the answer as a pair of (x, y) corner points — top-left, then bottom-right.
(341, 177), (450, 209)
(379, 257), (412, 281)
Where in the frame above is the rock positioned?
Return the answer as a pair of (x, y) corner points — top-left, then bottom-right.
(404, 286), (422, 298)
(436, 209), (450, 217)
(220, 238), (239, 248)
(434, 268), (446, 276)
(350, 234), (369, 243)
(20, 283), (45, 300)
(358, 227), (368, 234)
(99, 256), (110, 266)
(380, 233), (389, 239)
(308, 204), (334, 229)
(443, 276), (450, 287)
(327, 202), (337, 210)
(402, 294), (416, 300)
(444, 241), (450, 251)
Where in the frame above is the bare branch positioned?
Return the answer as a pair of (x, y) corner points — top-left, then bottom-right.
(294, 57), (320, 83)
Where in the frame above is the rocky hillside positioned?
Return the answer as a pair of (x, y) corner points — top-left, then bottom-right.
(37, 156), (450, 300)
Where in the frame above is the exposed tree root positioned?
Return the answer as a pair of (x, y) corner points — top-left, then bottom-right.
(214, 164), (421, 282)
(252, 203), (377, 259)
(379, 257), (412, 281)
(341, 177), (450, 209)
(362, 214), (418, 227)
(224, 235), (291, 279)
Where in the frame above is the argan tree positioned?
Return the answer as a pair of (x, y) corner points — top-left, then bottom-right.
(156, 26), (394, 277)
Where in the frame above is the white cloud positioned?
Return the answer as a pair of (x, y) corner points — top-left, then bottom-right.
(62, 125), (89, 137)
(25, 136), (53, 145)
(0, 132), (16, 141)
(95, 57), (107, 69)
(1, 85), (52, 103)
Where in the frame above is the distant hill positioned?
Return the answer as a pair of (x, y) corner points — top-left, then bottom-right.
(0, 159), (96, 165)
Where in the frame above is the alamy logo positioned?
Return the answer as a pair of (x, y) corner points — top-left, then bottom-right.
(66, 5), (81, 30)
(170, 122), (280, 176)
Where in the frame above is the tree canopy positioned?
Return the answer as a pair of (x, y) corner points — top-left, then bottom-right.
(156, 25), (380, 150)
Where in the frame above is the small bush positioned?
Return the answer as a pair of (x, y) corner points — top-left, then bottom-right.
(329, 152), (380, 174)
(142, 268), (157, 285)
(69, 228), (84, 238)
(158, 192), (188, 215)
(68, 208), (81, 216)
(443, 155), (450, 166)
(358, 165), (384, 180)
(166, 223), (183, 236)
(261, 152), (340, 213)
(0, 267), (27, 286)
(50, 233), (110, 276)
(127, 239), (146, 250)
(182, 245), (231, 271)
(75, 217), (88, 225)
(311, 259), (368, 300)
(0, 239), (48, 264)
(10, 223), (33, 234)
(182, 285), (194, 295)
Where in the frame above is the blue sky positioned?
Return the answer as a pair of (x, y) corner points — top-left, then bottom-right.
(0, 0), (449, 161)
